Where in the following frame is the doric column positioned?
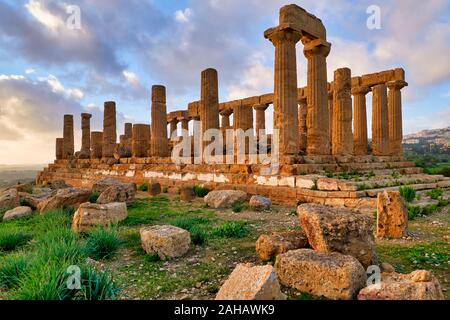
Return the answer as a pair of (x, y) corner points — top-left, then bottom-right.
(200, 68), (220, 158)
(181, 119), (189, 137)
(332, 68), (353, 156)
(303, 38), (331, 155)
(91, 131), (103, 159)
(102, 101), (117, 158)
(352, 85), (371, 156)
(55, 138), (64, 160)
(63, 114), (74, 159)
(169, 119), (178, 140)
(132, 124), (151, 158)
(192, 117), (201, 158)
(372, 84), (390, 156)
(328, 89), (333, 151)
(387, 80), (408, 156)
(150, 85), (169, 157)
(233, 103), (254, 156)
(265, 26), (302, 156)
(298, 96), (307, 153)
(79, 113), (92, 159)
(254, 104), (268, 138)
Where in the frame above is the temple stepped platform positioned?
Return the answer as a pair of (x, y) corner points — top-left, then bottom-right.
(37, 156), (450, 213)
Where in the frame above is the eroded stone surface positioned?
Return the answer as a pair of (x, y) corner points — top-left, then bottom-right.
(216, 263), (286, 300)
(0, 189), (20, 209)
(38, 188), (91, 213)
(3, 206), (33, 221)
(377, 190), (408, 238)
(72, 202), (128, 233)
(204, 190), (247, 209)
(249, 195), (272, 210)
(96, 183), (136, 205)
(256, 231), (309, 261)
(140, 225), (190, 260)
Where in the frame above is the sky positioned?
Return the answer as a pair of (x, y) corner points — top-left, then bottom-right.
(0, 0), (449, 164)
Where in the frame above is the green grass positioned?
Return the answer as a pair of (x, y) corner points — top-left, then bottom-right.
(0, 231), (32, 252)
(86, 228), (122, 260)
(138, 183), (149, 192)
(0, 255), (28, 289)
(89, 191), (100, 203)
(212, 221), (249, 238)
(427, 188), (444, 200)
(231, 201), (244, 213)
(407, 199), (449, 220)
(399, 186), (416, 203)
(193, 185), (210, 198)
(78, 266), (118, 300)
(162, 187), (168, 193)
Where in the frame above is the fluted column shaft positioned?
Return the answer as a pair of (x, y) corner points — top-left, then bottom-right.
(200, 68), (220, 159)
(150, 85), (169, 157)
(387, 80), (408, 156)
(298, 97), (307, 153)
(352, 86), (371, 155)
(132, 124), (151, 158)
(102, 101), (117, 158)
(372, 84), (390, 156)
(91, 132), (103, 159)
(63, 114), (74, 159)
(266, 27), (302, 156)
(328, 90), (333, 152)
(181, 119), (189, 137)
(56, 138), (64, 160)
(332, 68), (353, 156)
(80, 113), (92, 158)
(254, 104), (268, 138)
(304, 39), (331, 155)
(169, 119), (178, 140)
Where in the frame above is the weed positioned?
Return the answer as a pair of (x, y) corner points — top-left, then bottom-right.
(138, 183), (149, 192)
(86, 228), (121, 260)
(399, 186), (416, 203)
(193, 185), (210, 198)
(0, 231), (32, 252)
(212, 221), (249, 238)
(231, 201), (243, 213)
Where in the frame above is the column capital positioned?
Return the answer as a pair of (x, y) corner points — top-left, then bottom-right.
(253, 104), (269, 111)
(81, 113), (92, 119)
(386, 80), (408, 90)
(351, 85), (371, 96)
(298, 96), (307, 105)
(303, 38), (331, 58)
(219, 108), (233, 117)
(264, 25), (302, 46)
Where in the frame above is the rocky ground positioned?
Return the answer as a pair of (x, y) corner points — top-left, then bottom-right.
(0, 186), (448, 300)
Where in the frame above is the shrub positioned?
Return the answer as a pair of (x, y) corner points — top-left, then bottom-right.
(78, 266), (118, 300)
(138, 183), (148, 192)
(399, 186), (416, 203)
(193, 185), (210, 198)
(212, 221), (249, 238)
(162, 186), (168, 193)
(89, 191), (100, 203)
(0, 255), (28, 289)
(231, 201), (243, 213)
(189, 226), (208, 246)
(171, 217), (210, 246)
(86, 228), (121, 260)
(407, 206), (422, 220)
(427, 188), (443, 200)
(144, 253), (161, 263)
(0, 231), (32, 252)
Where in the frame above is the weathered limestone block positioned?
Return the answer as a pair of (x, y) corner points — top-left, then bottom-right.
(332, 68), (353, 156)
(19, 191), (54, 210)
(114, 145), (132, 159)
(91, 131), (103, 159)
(372, 84), (390, 156)
(132, 124), (151, 158)
(358, 270), (444, 300)
(256, 231), (308, 261)
(278, 4), (327, 39)
(0, 189), (20, 209)
(179, 186), (195, 202)
(249, 195), (272, 210)
(140, 225), (191, 260)
(150, 85), (169, 157)
(148, 183), (161, 196)
(296, 175), (321, 189)
(377, 190), (408, 238)
(204, 190), (247, 209)
(275, 249), (367, 300)
(316, 178), (339, 191)
(297, 204), (377, 268)
(3, 206), (33, 221)
(96, 183), (136, 205)
(38, 188), (91, 213)
(102, 101), (117, 158)
(72, 202), (128, 233)
(216, 263), (286, 300)
(42, 179), (69, 190)
(63, 114), (74, 159)
(92, 178), (123, 194)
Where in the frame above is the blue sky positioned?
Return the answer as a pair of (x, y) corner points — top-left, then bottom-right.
(0, 0), (449, 164)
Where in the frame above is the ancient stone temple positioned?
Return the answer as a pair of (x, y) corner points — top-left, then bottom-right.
(37, 4), (449, 211)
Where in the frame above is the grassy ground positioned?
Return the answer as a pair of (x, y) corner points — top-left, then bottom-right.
(0, 191), (448, 300)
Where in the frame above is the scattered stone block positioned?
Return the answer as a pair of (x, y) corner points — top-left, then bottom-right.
(0, 189), (20, 209)
(358, 270), (444, 300)
(295, 175), (320, 189)
(297, 203), (377, 268)
(3, 206), (33, 221)
(92, 178), (124, 194)
(96, 183), (136, 204)
(249, 195), (272, 210)
(316, 178), (339, 191)
(204, 190), (247, 209)
(377, 190), (408, 238)
(256, 231), (309, 261)
(275, 249), (367, 300)
(140, 225), (190, 260)
(72, 202), (128, 233)
(42, 179), (70, 190)
(148, 183), (162, 196)
(38, 188), (91, 213)
(179, 187), (195, 202)
(216, 263), (286, 300)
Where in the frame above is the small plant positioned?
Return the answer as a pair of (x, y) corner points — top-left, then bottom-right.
(78, 266), (118, 300)
(427, 188), (443, 200)
(189, 226), (208, 246)
(231, 201), (243, 213)
(138, 183), (149, 192)
(171, 217), (210, 246)
(0, 255), (28, 289)
(212, 221), (249, 238)
(86, 228), (121, 260)
(144, 253), (161, 263)
(193, 185), (210, 198)
(399, 186), (416, 203)
(0, 231), (32, 252)
(162, 186), (168, 193)
(89, 191), (100, 203)
(391, 171), (400, 179)
(407, 206), (422, 220)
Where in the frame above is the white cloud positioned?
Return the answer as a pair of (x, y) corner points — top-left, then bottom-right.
(175, 8), (192, 23)
(122, 70), (140, 86)
(25, 0), (65, 31)
(38, 75), (84, 100)
(0, 74), (25, 81)
(25, 68), (35, 74)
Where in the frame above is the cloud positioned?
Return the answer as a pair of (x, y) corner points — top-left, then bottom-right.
(38, 75), (84, 100)
(175, 8), (192, 23)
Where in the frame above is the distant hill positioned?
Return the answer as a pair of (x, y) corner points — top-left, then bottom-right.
(0, 164), (45, 187)
(403, 127), (450, 155)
